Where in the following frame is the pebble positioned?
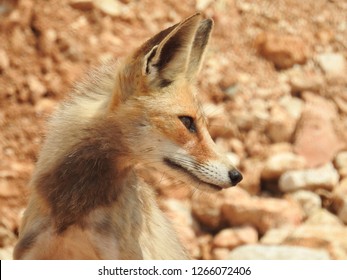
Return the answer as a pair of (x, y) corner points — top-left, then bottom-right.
(222, 196), (304, 234)
(279, 163), (339, 192)
(212, 226), (258, 250)
(316, 52), (346, 79)
(286, 190), (321, 217)
(255, 32), (310, 69)
(262, 152), (306, 179)
(228, 245), (330, 260)
(335, 151), (347, 170)
(294, 93), (345, 167)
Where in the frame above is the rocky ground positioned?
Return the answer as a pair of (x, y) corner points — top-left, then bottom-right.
(1, 0), (347, 260)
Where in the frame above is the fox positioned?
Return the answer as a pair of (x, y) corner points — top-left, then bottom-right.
(13, 13), (242, 260)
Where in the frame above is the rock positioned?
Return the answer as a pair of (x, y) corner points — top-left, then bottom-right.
(289, 70), (325, 93)
(212, 226), (258, 250)
(304, 208), (344, 227)
(279, 163), (339, 192)
(69, 0), (94, 10)
(27, 75), (47, 103)
(284, 210), (346, 259)
(211, 248), (230, 260)
(255, 32), (310, 69)
(192, 188), (250, 230)
(316, 52), (346, 79)
(205, 104), (235, 139)
(93, 0), (126, 17)
(294, 93), (345, 167)
(267, 105), (297, 143)
(0, 178), (21, 197)
(267, 142), (293, 154)
(335, 151), (347, 172)
(0, 48), (9, 71)
(0, 247), (13, 260)
(192, 191), (225, 230)
(196, 0), (213, 10)
(279, 95), (304, 120)
(239, 158), (263, 195)
(260, 226), (295, 245)
(262, 152), (306, 179)
(228, 245), (330, 260)
(286, 190), (321, 218)
(39, 29), (58, 55)
(284, 215), (347, 259)
(35, 98), (57, 115)
(222, 196), (304, 234)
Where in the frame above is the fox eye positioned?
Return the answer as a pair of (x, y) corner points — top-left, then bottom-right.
(179, 116), (196, 133)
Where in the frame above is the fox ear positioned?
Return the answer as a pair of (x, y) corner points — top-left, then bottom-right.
(186, 18), (213, 81)
(143, 13), (202, 88)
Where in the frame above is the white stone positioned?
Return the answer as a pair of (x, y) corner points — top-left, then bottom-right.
(196, 0), (213, 10)
(287, 190), (321, 217)
(316, 52), (346, 78)
(222, 196), (304, 234)
(305, 208), (343, 227)
(228, 245), (330, 260)
(267, 106), (296, 143)
(262, 152), (306, 179)
(289, 71), (324, 92)
(335, 151), (347, 170)
(279, 95), (304, 120)
(27, 75), (46, 98)
(260, 226), (294, 245)
(93, 0), (126, 16)
(279, 163), (339, 192)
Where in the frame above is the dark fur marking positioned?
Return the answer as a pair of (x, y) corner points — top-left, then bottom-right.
(153, 38), (182, 71)
(159, 78), (173, 88)
(193, 19), (212, 50)
(145, 47), (157, 75)
(93, 211), (115, 236)
(134, 23), (179, 59)
(36, 121), (125, 233)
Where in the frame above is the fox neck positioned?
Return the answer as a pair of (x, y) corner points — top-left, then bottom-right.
(33, 115), (141, 233)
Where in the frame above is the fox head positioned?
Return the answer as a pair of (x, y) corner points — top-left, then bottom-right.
(109, 14), (242, 191)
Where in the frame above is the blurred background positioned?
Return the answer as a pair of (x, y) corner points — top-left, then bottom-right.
(0, 0), (347, 260)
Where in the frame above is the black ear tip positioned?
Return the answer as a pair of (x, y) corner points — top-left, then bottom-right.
(203, 18), (214, 26)
(198, 18), (214, 34)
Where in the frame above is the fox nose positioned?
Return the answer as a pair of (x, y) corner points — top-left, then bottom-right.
(228, 169), (243, 186)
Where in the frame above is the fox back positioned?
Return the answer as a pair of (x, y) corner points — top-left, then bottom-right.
(14, 13), (242, 260)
